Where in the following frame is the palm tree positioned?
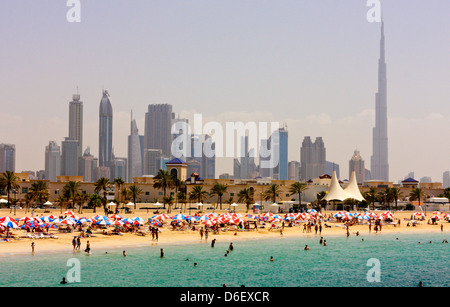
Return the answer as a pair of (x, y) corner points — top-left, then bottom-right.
(62, 181), (81, 210)
(128, 185), (143, 210)
(410, 188), (425, 211)
(153, 170), (175, 206)
(0, 171), (20, 212)
(28, 180), (49, 209)
(210, 183), (228, 210)
(120, 187), (132, 204)
(189, 185), (209, 204)
(177, 191), (187, 213)
(377, 188), (392, 210)
(237, 188), (254, 213)
(163, 196), (175, 214)
(88, 194), (103, 213)
(113, 177), (125, 206)
(94, 177), (111, 212)
(263, 184), (281, 203)
(289, 181), (308, 210)
(363, 187), (377, 211)
(390, 187), (403, 211)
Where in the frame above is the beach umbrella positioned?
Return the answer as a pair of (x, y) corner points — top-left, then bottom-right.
(432, 211), (441, 215)
(106, 202), (116, 207)
(154, 214), (170, 221)
(109, 214), (123, 219)
(0, 199), (8, 204)
(122, 218), (135, 225)
(69, 214), (80, 220)
(153, 201), (163, 207)
(0, 216), (16, 223)
(1, 221), (19, 229)
(133, 217), (145, 222)
(43, 201), (53, 206)
(172, 214), (186, 220)
(198, 215), (209, 221)
(112, 220), (124, 226)
(124, 202), (135, 207)
(63, 210), (75, 215)
(60, 219), (76, 225)
(186, 216), (199, 222)
(39, 216), (54, 223)
(431, 215), (441, 220)
(96, 220), (111, 226)
(77, 217), (91, 224)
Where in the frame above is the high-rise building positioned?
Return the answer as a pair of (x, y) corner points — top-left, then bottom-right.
(78, 147), (97, 182)
(68, 92), (83, 161)
(325, 161), (340, 179)
(349, 150), (365, 184)
(201, 134), (215, 179)
(300, 137), (326, 181)
(127, 112), (143, 183)
(61, 137), (78, 176)
(99, 90), (113, 172)
(288, 161), (301, 181)
(443, 171), (450, 189)
(111, 157), (127, 182)
(144, 104), (173, 157)
(45, 141), (61, 182)
(371, 21), (389, 181)
(0, 144), (16, 173)
(259, 127), (288, 180)
(171, 114), (189, 161)
(143, 149), (162, 176)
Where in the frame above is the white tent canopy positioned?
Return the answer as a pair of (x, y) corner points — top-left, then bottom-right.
(43, 201), (53, 206)
(324, 171), (365, 202)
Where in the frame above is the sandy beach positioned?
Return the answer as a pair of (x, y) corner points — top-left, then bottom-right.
(0, 208), (448, 256)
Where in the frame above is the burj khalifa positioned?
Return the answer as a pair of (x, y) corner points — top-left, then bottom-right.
(371, 21), (389, 181)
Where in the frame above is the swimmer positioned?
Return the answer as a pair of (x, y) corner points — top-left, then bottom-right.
(123, 250), (127, 257)
(323, 240), (327, 246)
(270, 256), (274, 262)
(194, 262), (198, 267)
(304, 245), (310, 250)
(319, 237), (323, 244)
(229, 243), (234, 251)
(60, 277), (67, 285)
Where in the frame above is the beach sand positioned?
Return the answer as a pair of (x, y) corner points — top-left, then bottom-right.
(0, 209), (448, 256)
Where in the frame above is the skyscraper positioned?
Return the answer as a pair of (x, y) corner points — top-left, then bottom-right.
(300, 137), (326, 181)
(0, 144), (15, 173)
(45, 141), (61, 182)
(371, 21), (389, 181)
(349, 149), (365, 184)
(61, 137), (78, 176)
(99, 90), (113, 172)
(68, 92), (83, 161)
(127, 111), (143, 183)
(79, 147), (97, 182)
(144, 104), (173, 157)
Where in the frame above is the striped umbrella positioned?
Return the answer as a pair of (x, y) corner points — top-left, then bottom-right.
(1, 221), (19, 228)
(172, 214), (186, 220)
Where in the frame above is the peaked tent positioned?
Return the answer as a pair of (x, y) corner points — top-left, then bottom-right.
(324, 171), (348, 202)
(343, 171), (365, 202)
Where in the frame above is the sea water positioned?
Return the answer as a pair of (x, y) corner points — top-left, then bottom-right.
(1, 232), (449, 287)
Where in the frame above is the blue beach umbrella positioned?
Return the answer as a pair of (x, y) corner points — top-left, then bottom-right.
(172, 214), (186, 220)
(1, 221), (19, 229)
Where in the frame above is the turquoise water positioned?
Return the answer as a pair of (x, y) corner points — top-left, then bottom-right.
(1, 233), (449, 287)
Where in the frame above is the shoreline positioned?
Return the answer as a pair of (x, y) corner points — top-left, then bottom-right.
(1, 209), (448, 257)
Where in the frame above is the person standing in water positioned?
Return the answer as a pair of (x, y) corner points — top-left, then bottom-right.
(160, 248), (164, 258)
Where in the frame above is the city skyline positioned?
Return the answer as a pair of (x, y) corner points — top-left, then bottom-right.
(1, 1), (449, 182)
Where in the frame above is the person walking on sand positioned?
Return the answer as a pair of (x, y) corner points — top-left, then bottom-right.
(31, 241), (35, 254)
(200, 228), (204, 240)
(205, 228), (209, 241)
(155, 228), (159, 242)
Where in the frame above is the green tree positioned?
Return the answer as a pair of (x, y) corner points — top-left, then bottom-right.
(163, 196), (175, 214)
(390, 187), (403, 211)
(289, 182), (308, 210)
(409, 188), (425, 210)
(88, 193), (103, 213)
(263, 184), (281, 203)
(28, 180), (50, 208)
(94, 177), (111, 212)
(113, 177), (125, 206)
(0, 171), (20, 212)
(210, 183), (228, 210)
(128, 184), (143, 210)
(189, 185), (209, 204)
(153, 170), (175, 203)
(363, 187), (377, 211)
(237, 188), (254, 213)
(62, 181), (81, 210)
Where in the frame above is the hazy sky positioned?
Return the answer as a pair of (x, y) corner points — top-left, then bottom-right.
(1, 0), (449, 182)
